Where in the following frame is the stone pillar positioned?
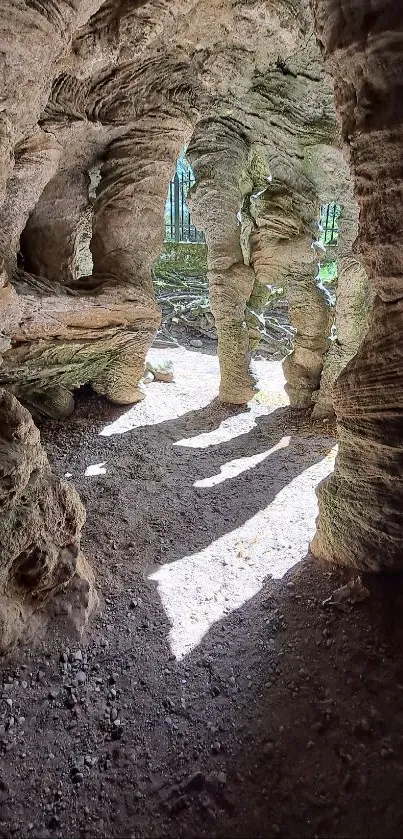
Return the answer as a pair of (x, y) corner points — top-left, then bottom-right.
(312, 195), (373, 419)
(89, 115), (190, 403)
(309, 0), (403, 570)
(246, 174), (331, 407)
(187, 117), (257, 405)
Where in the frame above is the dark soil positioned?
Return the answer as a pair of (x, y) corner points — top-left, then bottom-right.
(0, 348), (402, 839)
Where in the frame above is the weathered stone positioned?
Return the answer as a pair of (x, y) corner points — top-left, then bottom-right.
(309, 0), (403, 570)
(0, 389), (97, 649)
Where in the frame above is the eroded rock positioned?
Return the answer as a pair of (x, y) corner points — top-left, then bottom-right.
(0, 389), (96, 649)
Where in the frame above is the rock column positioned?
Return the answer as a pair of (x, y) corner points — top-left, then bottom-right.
(310, 0), (403, 570)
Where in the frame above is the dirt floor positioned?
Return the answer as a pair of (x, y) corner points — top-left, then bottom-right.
(1, 344), (403, 839)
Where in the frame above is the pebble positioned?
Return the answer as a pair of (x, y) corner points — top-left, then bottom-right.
(189, 339), (203, 348)
(76, 671), (87, 684)
(73, 651), (83, 662)
(183, 771), (205, 791)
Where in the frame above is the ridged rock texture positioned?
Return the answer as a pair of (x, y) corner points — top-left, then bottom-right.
(312, 188), (373, 420)
(0, 388), (96, 650)
(309, 0), (403, 570)
(186, 7), (366, 408)
(0, 0), (396, 646)
(0, 0), (363, 414)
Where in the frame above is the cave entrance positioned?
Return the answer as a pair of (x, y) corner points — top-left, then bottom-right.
(152, 154), (210, 346)
(164, 155), (205, 244)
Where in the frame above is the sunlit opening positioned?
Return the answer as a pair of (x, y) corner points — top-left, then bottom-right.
(149, 446), (337, 660)
(193, 436), (290, 488)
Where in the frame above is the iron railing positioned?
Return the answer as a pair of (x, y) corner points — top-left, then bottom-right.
(165, 170), (205, 243)
(320, 202), (340, 246)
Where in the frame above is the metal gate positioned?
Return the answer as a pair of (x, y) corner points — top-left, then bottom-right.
(164, 163), (205, 243)
(320, 202), (340, 246)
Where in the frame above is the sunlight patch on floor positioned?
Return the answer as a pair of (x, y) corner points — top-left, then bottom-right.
(173, 405), (274, 449)
(99, 348), (287, 437)
(193, 436), (290, 488)
(149, 446), (337, 660)
(84, 461), (107, 477)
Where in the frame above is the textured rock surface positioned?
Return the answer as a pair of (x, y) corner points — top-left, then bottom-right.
(310, 0), (403, 570)
(0, 389), (96, 649)
(186, 3), (358, 407)
(0, 0), (363, 412)
(312, 191), (373, 419)
(0, 0), (196, 414)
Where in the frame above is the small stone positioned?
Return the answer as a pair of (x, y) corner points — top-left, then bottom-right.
(72, 756), (85, 770)
(263, 742), (275, 758)
(76, 671), (86, 685)
(72, 772), (83, 784)
(48, 690), (59, 701)
(112, 718), (121, 728)
(47, 815), (60, 830)
(21, 681), (28, 689)
(211, 742), (221, 754)
(189, 339), (203, 348)
(228, 676), (236, 687)
(217, 771), (227, 785)
(73, 651), (83, 662)
(5, 698), (12, 708)
(183, 771), (205, 791)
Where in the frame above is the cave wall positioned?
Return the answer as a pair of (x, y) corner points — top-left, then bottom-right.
(0, 0), (359, 415)
(309, 0), (403, 570)
(0, 0), (389, 648)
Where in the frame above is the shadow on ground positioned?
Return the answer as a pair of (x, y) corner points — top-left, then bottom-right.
(0, 394), (402, 838)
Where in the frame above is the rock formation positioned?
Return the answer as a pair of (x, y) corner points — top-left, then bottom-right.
(0, 388), (95, 650)
(312, 190), (373, 420)
(0, 0), (398, 649)
(309, 0), (403, 570)
(0, 0), (357, 414)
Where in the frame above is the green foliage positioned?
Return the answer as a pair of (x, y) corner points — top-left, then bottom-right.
(318, 261), (338, 284)
(153, 242), (207, 280)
